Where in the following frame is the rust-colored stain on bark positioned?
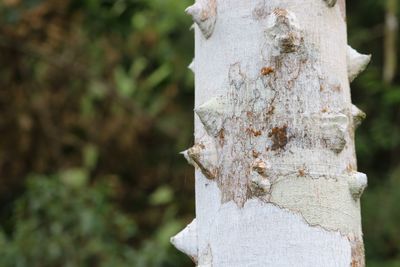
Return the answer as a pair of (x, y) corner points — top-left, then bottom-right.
(298, 169), (306, 177)
(273, 8), (288, 17)
(266, 105), (275, 116)
(218, 129), (225, 146)
(349, 235), (365, 267)
(261, 66), (274, 76)
(268, 125), (288, 150)
(253, 130), (262, 137)
(246, 128), (262, 137)
(252, 150), (260, 158)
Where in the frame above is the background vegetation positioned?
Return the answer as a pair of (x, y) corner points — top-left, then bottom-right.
(0, 0), (398, 266)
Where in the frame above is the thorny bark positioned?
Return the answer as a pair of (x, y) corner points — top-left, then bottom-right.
(172, 1), (370, 266)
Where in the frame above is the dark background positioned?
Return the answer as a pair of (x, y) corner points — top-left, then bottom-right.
(0, 0), (398, 266)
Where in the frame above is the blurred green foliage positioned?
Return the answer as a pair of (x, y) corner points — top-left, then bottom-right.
(0, 173), (187, 267)
(0, 173), (138, 267)
(0, 0), (398, 266)
(0, 0), (194, 266)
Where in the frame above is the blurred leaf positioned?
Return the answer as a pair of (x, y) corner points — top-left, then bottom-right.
(59, 168), (89, 188)
(83, 144), (99, 170)
(149, 186), (173, 206)
(114, 66), (136, 98)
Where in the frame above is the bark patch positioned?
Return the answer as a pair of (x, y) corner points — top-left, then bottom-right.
(348, 235), (365, 267)
(269, 125), (288, 150)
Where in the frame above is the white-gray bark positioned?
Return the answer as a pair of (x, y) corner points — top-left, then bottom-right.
(172, 1), (370, 266)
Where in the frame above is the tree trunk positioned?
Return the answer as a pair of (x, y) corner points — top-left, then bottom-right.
(172, 1), (370, 266)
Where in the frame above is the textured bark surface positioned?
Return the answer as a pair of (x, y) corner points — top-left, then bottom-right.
(172, 1), (370, 266)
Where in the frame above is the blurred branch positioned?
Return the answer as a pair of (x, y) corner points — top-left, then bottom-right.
(383, 0), (398, 84)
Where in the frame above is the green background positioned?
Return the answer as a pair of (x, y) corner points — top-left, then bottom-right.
(0, 0), (398, 266)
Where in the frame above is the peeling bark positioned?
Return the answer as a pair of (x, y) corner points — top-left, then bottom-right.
(172, 1), (369, 266)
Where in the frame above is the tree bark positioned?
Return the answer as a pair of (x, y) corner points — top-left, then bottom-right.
(172, 1), (370, 266)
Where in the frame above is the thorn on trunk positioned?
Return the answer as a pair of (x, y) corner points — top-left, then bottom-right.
(195, 96), (228, 137)
(265, 8), (302, 55)
(171, 219), (198, 263)
(185, 0), (217, 39)
(321, 113), (348, 154)
(351, 104), (366, 129)
(188, 59), (195, 73)
(249, 159), (272, 195)
(184, 143), (219, 180)
(347, 45), (371, 82)
(348, 172), (368, 200)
